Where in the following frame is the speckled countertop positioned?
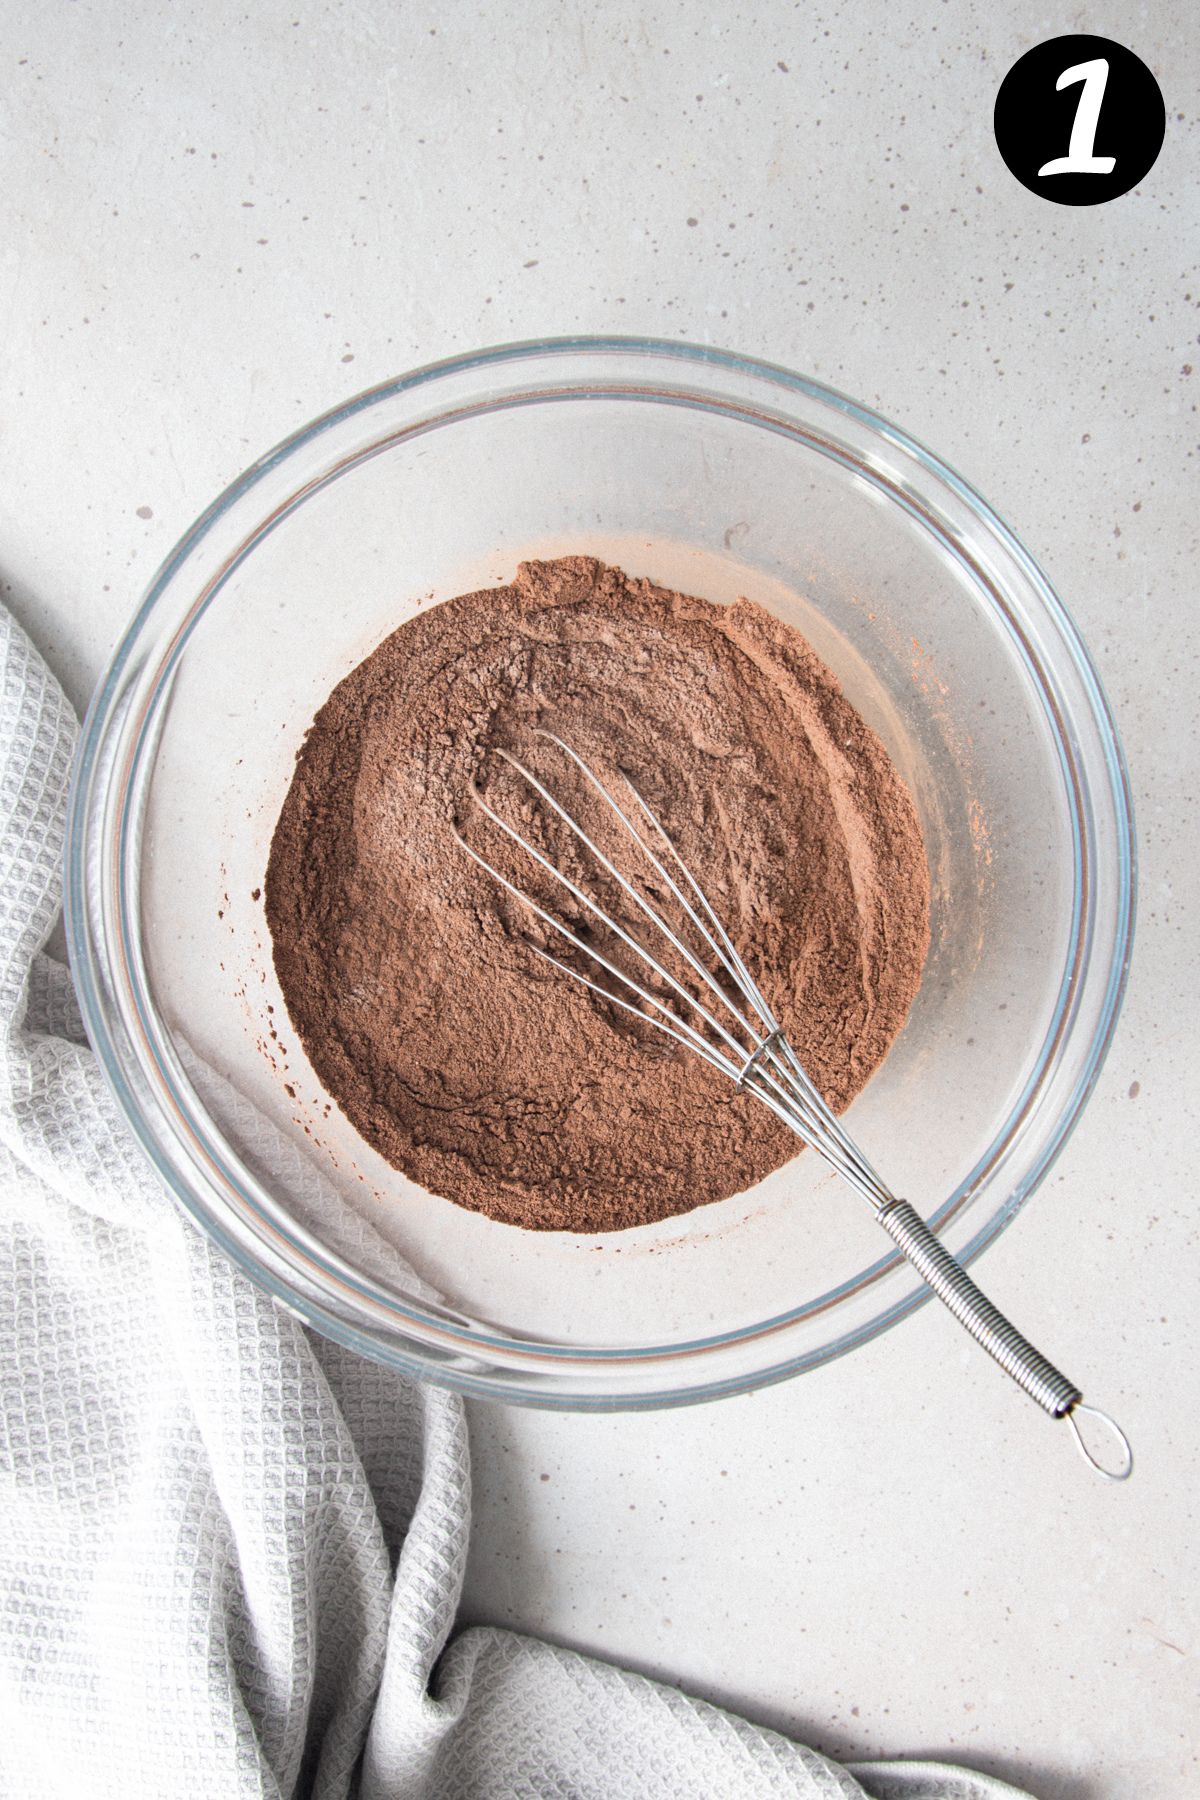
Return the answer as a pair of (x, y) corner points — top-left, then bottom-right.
(2, 4), (1196, 1795)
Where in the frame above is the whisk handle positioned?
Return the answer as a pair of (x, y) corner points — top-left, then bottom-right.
(877, 1200), (1132, 1479)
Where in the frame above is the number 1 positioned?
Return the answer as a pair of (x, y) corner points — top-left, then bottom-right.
(1038, 58), (1117, 177)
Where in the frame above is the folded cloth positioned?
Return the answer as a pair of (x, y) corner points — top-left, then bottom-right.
(0, 604), (1034, 1800)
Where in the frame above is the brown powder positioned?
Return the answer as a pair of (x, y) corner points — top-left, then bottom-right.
(264, 556), (929, 1232)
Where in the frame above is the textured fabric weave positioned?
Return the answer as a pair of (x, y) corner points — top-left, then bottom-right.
(0, 605), (1033, 1799)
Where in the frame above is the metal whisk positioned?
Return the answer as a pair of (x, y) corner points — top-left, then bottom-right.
(455, 730), (1131, 1480)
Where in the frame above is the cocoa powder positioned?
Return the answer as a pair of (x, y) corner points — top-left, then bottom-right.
(264, 556), (929, 1232)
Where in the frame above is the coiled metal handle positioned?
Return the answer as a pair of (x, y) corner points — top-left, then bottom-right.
(877, 1200), (1132, 1480)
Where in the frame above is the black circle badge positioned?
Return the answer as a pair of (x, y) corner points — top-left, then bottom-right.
(994, 35), (1166, 205)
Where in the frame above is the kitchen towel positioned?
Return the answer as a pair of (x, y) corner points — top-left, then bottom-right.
(0, 602), (1033, 1800)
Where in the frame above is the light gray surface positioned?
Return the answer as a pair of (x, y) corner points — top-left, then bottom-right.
(2, 4), (1196, 1796)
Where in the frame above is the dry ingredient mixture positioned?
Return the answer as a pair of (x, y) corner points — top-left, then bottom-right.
(265, 556), (929, 1232)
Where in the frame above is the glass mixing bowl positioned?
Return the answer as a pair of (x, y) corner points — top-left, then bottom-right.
(65, 338), (1135, 1406)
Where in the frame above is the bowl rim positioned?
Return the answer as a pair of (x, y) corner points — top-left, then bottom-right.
(64, 334), (1137, 1407)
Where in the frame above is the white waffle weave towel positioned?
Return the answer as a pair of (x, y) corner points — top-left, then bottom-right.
(0, 604), (1034, 1800)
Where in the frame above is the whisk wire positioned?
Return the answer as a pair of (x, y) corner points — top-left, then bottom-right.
(497, 737), (797, 1083)
(523, 941), (871, 1156)
(453, 823), (843, 1161)
(608, 751), (893, 1206)
(539, 734), (777, 1035)
(459, 736), (890, 1211)
(465, 763), (752, 1071)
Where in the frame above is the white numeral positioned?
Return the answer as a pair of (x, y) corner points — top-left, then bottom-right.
(1038, 58), (1117, 177)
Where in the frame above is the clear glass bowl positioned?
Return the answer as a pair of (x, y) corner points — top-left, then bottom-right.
(65, 338), (1135, 1407)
